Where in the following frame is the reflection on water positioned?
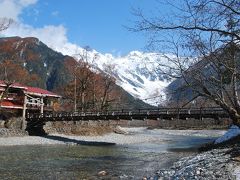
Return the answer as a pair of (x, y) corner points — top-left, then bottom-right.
(0, 130), (218, 179)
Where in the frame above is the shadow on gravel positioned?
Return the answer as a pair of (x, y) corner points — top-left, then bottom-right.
(41, 135), (116, 146)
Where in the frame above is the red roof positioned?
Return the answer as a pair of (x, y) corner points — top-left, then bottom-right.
(0, 100), (23, 109)
(0, 80), (27, 89)
(26, 86), (60, 97)
(0, 80), (61, 97)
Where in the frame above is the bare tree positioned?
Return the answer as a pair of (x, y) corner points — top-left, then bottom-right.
(98, 64), (116, 110)
(0, 18), (12, 32)
(64, 59), (94, 112)
(64, 47), (97, 112)
(0, 18), (13, 104)
(0, 18), (13, 117)
(132, 0), (240, 125)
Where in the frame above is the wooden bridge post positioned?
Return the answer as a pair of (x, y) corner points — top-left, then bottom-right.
(200, 107), (202, 120)
(22, 94), (27, 118)
(40, 96), (44, 114)
(177, 108), (180, 120)
(22, 95), (27, 130)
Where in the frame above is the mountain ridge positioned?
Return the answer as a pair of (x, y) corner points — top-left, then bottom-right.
(59, 45), (174, 106)
(0, 36), (173, 106)
(0, 36), (153, 109)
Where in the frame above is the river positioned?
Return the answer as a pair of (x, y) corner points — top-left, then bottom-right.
(0, 128), (224, 179)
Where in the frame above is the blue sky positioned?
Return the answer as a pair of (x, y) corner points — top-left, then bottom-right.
(0, 0), (168, 56)
(21, 0), (158, 55)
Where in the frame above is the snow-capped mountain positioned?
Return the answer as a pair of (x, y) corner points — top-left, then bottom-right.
(0, 36), (175, 107)
(94, 51), (172, 106)
(53, 44), (174, 106)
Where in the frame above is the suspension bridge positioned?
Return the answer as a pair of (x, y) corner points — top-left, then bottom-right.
(25, 107), (229, 135)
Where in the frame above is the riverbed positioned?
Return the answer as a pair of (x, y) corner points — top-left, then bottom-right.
(0, 128), (225, 179)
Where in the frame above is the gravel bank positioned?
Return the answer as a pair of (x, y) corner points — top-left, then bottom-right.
(0, 128), (27, 137)
(0, 127), (225, 146)
(0, 127), (164, 146)
(146, 146), (240, 180)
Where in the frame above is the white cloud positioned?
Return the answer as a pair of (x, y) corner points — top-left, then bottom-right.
(0, 0), (81, 56)
(0, 0), (38, 21)
(1, 21), (86, 57)
(2, 23), (68, 49)
(0, 0), (22, 20)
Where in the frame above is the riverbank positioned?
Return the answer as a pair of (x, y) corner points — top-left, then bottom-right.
(147, 133), (240, 179)
(148, 146), (240, 179)
(0, 127), (237, 179)
(0, 127), (225, 146)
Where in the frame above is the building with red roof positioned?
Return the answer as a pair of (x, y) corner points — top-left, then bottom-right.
(0, 80), (61, 118)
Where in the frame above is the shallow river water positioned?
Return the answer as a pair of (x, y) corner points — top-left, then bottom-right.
(0, 129), (223, 179)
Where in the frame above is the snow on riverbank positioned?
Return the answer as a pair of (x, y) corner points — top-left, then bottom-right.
(215, 125), (240, 144)
(0, 127), (225, 146)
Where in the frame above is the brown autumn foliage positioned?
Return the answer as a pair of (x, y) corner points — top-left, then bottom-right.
(94, 71), (116, 110)
(0, 60), (40, 85)
(63, 58), (119, 111)
(0, 59), (40, 112)
(0, 37), (40, 61)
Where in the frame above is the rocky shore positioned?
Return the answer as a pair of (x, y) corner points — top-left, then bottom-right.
(0, 128), (27, 137)
(148, 147), (238, 179)
(145, 132), (240, 180)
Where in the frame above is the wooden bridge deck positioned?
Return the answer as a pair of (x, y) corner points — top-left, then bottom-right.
(26, 107), (229, 122)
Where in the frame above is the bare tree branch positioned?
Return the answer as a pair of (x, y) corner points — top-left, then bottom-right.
(132, 0), (240, 125)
